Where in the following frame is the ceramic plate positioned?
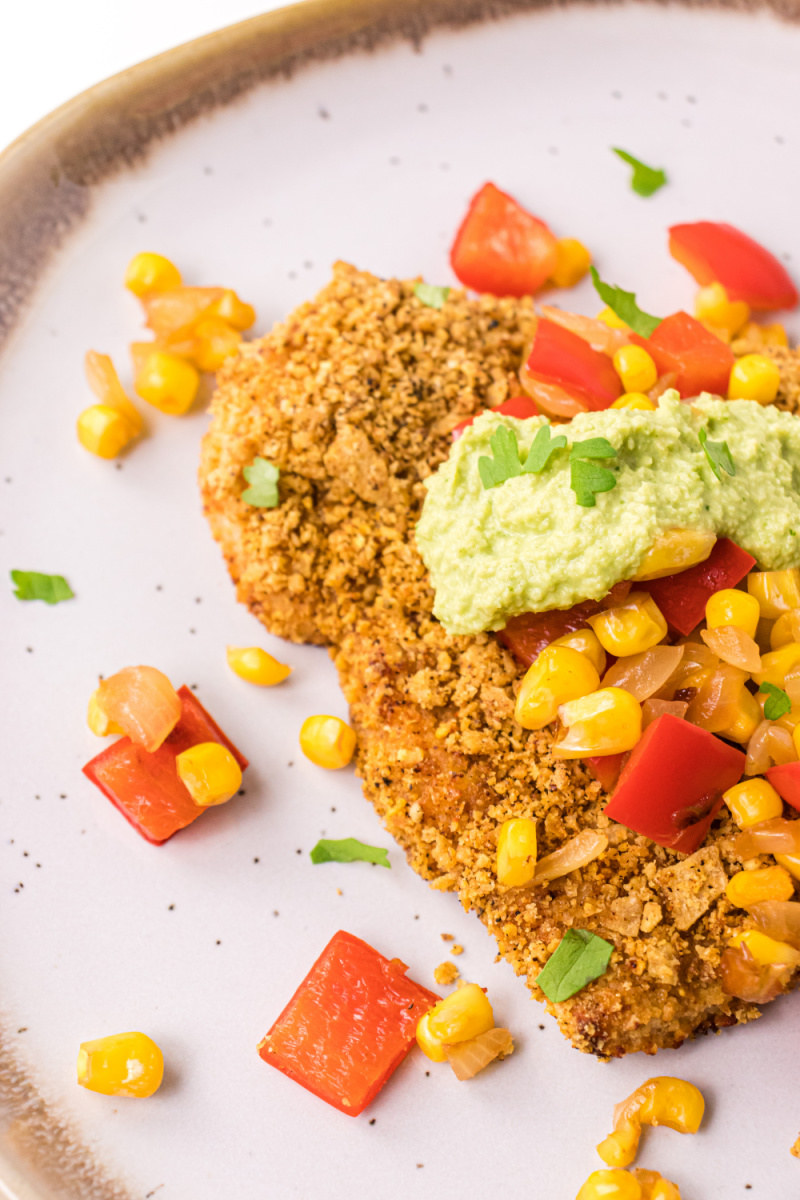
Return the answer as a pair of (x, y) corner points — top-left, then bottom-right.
(2, 2), (800, 1197)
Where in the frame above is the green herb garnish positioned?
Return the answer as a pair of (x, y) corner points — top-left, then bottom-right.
(612, 148), (668, 198)
(521, 424), (568, 474)
(698, 428), (736, 480)
(536, 928), (613, 1003)
(10, 571), (74, 605)
(760, 681), (792, 721)
(569, 437), (617, 508)
(414, 282), (450, 310)
(590, 267), (662, 338)
(241, 457), (280, 507)
(309, 838), (390, 868)
(478, 425), (523, 488)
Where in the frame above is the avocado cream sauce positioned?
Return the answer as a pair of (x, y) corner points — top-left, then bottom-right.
(416, 394), (800, 635)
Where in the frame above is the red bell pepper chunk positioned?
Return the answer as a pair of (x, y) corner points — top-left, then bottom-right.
(669, 221), (799, 311)
(585, 753), (627, 793)
(765, 762), (800, 813)
(450, 182), (558, 297)
(497, 582), (632, 667)
(639, 537), (756, 637)
(524, 318), (623, 411)
(83, 685), (248, 844)
(258, 930), (439, 1117)
(604, 715), (745, 854)
(451, 395), (539, 441)
(643, 311), (734, 398)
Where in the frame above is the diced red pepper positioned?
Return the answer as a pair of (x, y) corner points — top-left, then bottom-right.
(642, 312), (735, 398)
(585, 753), (627, 792)
(83, 685), (248, 844)
(497, 582), (632, 667)
(450, 183), (558, 297)
(452, 395), (539, 441)
(524, 318), (622, 411)
(258, 930), (439, 1117)
(639, 538), (756, 637)
(669, 221), (799, 311)
(604, 714), (745, 853)
(765, 762), (800, 813)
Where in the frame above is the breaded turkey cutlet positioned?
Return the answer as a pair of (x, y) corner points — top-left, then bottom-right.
(200, 262), (800, 1058)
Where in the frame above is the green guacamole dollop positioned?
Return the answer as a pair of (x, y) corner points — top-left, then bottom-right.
(416, 393), (800, 635)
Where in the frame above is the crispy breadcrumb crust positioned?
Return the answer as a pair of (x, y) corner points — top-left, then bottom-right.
(200, 263), (800, 1057)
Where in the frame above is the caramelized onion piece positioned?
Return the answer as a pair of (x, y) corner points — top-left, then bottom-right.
(685, 663), (748, 733)
(734, 818), (800, 860)
(641, 698), (689, 728)
(748, 901), (800, 950)
(700, 625), (761, 674)
(654, 643), (718, 701)
(602, 646), (684, 701)
(649, 372), (678, 403)
(444, 1027), (514, 1081)
(533, 829), (608, 884)
(785, 664), (800, 706)
(518, 361), (588, 419)
(538, 306), (630, 355)
(720, 943), (793, 1003)
(745, 720), (797, 776)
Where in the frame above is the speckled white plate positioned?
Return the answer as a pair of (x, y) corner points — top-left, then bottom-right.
(2, 3), (800, 1197)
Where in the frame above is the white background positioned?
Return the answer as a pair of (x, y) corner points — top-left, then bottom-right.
(0, 1), (291, 154)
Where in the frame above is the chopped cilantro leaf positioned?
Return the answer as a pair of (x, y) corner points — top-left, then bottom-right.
(521, 424), (567, 474)
(570, 437), (617, 461)
(698, 428), (736, 480)
(590, 267), (662, 338)
(241, 457), (280, 507)
(10, 571), (74, 605)
(309, 838), (390, 868)
(536, 928), (613, 1003)
(760, 681), (792, 721)
(414, 282), (450, 310)
(612, 148), (668, 197)
(478, 425), (523, 489)
(570, 459), (617, 508)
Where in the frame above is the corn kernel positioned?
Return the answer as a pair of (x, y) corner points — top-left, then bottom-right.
(555, 687), (642, 758)
(597, 1076), (704, 1169)
(752, 641), (800, 689)
(124, 252), (181, 297)
(77, 1032), (163, 1098)
(420, 983), (494, 1059)
(719, 686), (761, 745)
(514, 645), (600, 731)
(550, 237), (592, 289)
(770, 609), (800, 650)
(226, 645), (291, 686)
(632, 1170), (682, 1200)
(77, 404), (137, 459)
(84, 350), (144, 434)
(749, 570), (800, 619)
(415, 1012), (448, 1062)
(694, 281), (750, 337)
(193, 316), (242, 372)
(728, 353), (781, 404)
(496, 818), (538, 887)
(729, 928), (800, 967)
(775, 852), (800, 881)
(612, 345), (658, 393)
(705, 588), (760, 639)
(213, 289), (256, 331)
(134, 350), (199, 416)
(550, 628), (607, 675)
(87, 689), (123, 737)
(176, 742), (242, 807)
(632, 529), (716, 582)
(763, 323), (788, 347)
(611, 392), (656, 411)
(299, 715), (356, 769)
(723, 778), (783, 829)
(597, 306), (630, 332)
(726, 865), (795, 908)
(587, 592), (667, 656)
(577, 1170), (642, 1200)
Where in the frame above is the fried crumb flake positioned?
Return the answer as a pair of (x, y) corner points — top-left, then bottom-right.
(201, 263), (800, 1058)
(434, 961), (460, 986)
